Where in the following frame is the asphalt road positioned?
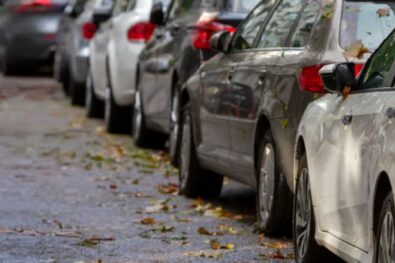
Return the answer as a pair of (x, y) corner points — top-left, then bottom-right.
(0, 76), (294, 263)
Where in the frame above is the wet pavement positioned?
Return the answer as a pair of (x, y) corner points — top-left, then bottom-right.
(0, 77), (293, 263)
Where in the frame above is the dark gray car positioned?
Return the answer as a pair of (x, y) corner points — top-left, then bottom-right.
(177, 0), (395, 235)
(0, 0), (68, 74)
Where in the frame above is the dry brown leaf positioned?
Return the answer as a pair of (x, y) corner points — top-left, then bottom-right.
(198, 227), (213, 236)
(377, 8), (390, 17)
(345, 40), (369, 59)
(157, 183), (179, 195)
(140, 218), (156, 225)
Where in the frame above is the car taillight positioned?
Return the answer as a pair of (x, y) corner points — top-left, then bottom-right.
(299, 65), (326, 93)
(192, 19), (236, 50)
(354, 63), (364, 77)
(82, 22), (96, 40)
(13, 0), (52, 12)
(299, 64), (364, 93)
(127, 23), (156, 43)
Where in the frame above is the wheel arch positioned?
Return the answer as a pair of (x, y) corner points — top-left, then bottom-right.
(373, 171), (393, 235)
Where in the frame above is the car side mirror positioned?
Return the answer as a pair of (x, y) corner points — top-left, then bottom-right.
(150, 2), (165, 26)
(92, 8), (112, 26)
(320, 63), (357, 94)
(209, 31), (232, 53)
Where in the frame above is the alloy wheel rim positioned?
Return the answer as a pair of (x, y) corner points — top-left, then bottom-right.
(259, 143), (275, 224)
(132, 91), (142, 140)
(378, 211), (395, 263)
(179, 113), (191, 191)
(169, 92), (179, 159)
(295, 168), (312, 259)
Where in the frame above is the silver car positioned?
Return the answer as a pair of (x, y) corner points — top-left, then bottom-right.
(54, 0), (112, 105)
(294, 29), (395, 261)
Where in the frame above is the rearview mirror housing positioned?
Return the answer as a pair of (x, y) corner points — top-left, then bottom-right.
(150, 2), (165, 26)
(209, 31), (232, 53)
(320, 63), (357, 94)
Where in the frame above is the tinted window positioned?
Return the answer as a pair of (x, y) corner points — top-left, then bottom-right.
(231, 0), (275, 51)
(290, 0), (320, 47)
(221, 0), (260, 13)
(341, 1), (395, 52)
(360, 32), (395, 90)
(257, 0), (304, 48)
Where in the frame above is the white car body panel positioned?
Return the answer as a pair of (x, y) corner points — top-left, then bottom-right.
(297, 90), (395, 262)
(90, 0), (153, 105)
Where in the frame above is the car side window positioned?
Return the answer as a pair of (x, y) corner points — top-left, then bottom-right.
(167, 0), (199, 21)
(289, 0), (320, 48)
(358, 32), (395, 90)
(230, 0), (276, 51)
(257, 0), (304, 48)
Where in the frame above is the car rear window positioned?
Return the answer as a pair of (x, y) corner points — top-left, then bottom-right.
(341, 1), (395, 52)
(220, 0), (259, 13)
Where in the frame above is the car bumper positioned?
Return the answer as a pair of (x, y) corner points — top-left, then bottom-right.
(70, 46), (89, 84)
(6, 34), (57, 64)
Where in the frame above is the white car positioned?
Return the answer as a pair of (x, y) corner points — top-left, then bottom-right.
(86, 0), (166, 133)
(294, 29), (395, 262)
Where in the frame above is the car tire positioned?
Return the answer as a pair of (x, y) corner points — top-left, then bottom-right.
(178, 102), (223, 198)
(104, 85), (132, 134)
(169, 85), (181, 167)
(69, 76), (86, 106)
(376, 192), (395, 262)
(293, 154), (324, 262)
(256, 130), (292, 235)
(85, 72), (104, 119)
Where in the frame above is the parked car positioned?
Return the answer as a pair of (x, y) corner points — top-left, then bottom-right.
(0, 0), (68, 75)
(87, 0), (169, 134)
(293, 27), (395, 262)
(134, 0), (259, 164)
(54, 0), (113, 105)
(177, 0), (395, 236)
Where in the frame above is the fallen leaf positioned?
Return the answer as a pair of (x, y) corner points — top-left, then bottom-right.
(157, 183), (179, 195)
(345, 40), (369, 59)
(198, 227), (213, 236)
(377, 8), (390, 17)
(141, 218), (156, 225)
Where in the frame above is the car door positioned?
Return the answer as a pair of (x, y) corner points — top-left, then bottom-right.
(315, 31), (395, 250)
(143, 0), (200, 132)
(228, 0), (305, 185)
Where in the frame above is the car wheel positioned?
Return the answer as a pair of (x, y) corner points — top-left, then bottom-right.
(69, 76), (86, 106)
(376, 192), (395, 263)
(179, 102), (223, 198)
(169, 86), (181, 166)
(85, 72), (104, 119)
(257, 130), (292, 235)
(104, 85), (132, 134)
(293, 154), (320, 262)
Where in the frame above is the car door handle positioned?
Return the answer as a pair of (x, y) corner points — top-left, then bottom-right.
(341, 114), (353, 126)
(386, 107), (395, 119)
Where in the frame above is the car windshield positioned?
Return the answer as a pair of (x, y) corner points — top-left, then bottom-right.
(341, 1), (395, 52)
(222, 0), (259, 13)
